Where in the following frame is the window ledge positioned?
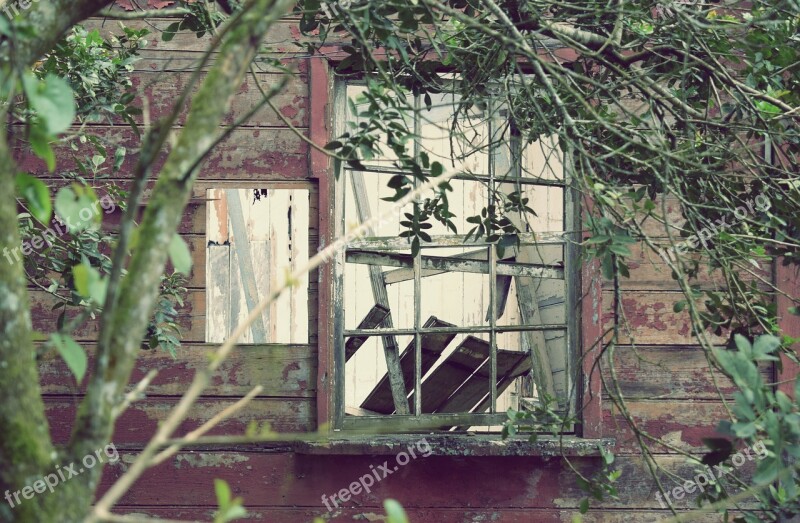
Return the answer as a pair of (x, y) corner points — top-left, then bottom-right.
(292, 435), (615, 457)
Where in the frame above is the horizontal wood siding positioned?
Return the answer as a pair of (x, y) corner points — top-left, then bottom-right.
(26, 13), (772, 523)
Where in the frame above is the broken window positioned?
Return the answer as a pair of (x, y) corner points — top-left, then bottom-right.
(205, 188), (310, 344)
(332, 80), (579, 432)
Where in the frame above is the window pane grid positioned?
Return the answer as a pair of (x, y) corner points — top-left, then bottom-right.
(337, 80), (573, 430)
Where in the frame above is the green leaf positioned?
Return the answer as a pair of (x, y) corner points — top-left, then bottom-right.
(579, 498), (589, 514)
(168, 234), (192, 275)
(50, 333), (87, 382)
(214, 479), (231, 507)
(673, 301), (686, 313)
(752, 334), (780, 361)
(599, 445), (614, 465)
(22, 73), (76, 135)
(72, 262), (108, 305)
(753, 458), (779, 484)
(55, 185), (100, 233)
(15, 173), (52, 223)
(384, 499), (409, 523)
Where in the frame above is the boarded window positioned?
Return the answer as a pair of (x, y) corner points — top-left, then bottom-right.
(206, 188), (310, 344)
(333, 81), (578, 431)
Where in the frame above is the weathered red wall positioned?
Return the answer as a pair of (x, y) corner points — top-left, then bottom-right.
(27, 12), (778, 523)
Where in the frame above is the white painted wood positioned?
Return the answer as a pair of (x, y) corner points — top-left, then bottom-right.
(205, 188), (309, 345)
(340, 91), (567, 416)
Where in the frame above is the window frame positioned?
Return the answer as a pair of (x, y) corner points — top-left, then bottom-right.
(323, 72), (583, 433)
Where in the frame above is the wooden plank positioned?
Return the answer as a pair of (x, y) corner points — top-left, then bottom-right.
(269, 189), (290, 341)
(288, 190), (310, 343)
(347, 231), (566, 250)
(382, 247), (517, 284)
(344, 304), (390, 361)
(404, 336), (490, 413)
(38, 343), (317, 397)
(14, 127), (308, 181)
(91, 451), (744, 511)
(436, 346), (529, 413)
(205, 243), (230, 343)
(469, 353), (533, 417)
(490, 275), (513, 321)
(347, 250), (564, 280)
(109, 507), (731, 523)
(602, 400), (730, 453)
(45, 398), (315, 446)
(349, 170), (409, 414)
(601, 290), (728, 345)
(491, 136), (560, 404)
(123, 70), (307, 128)
(359, 317), (457, 414)
(227, 189), (269, 343)
(606, 345), (772, 400)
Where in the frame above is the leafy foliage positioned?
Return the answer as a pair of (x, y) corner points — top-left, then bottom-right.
(295, 0), (800, 518)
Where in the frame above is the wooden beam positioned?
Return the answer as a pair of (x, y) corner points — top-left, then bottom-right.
(347, 231), (567, 250)
(381, 247), (506, 284)
(346, 250), (564, 280)
(226, 189), (268, 343)
(407, 336), (490, 413)
(359, 317), (457, 414)
(436, 346), (529, 413)
(344, 304), (390, 361)
(350, 171), (410, 414)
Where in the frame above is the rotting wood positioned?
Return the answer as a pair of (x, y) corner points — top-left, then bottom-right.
(495, 139), (559, 404)
(346, 250), (564, 280)
(381, 246), (517, 284)
(347, 231), (566, 250)
(344, 304), (390, 361)
(437, 345), (531, 414)
(349, 170), (410, 414)
(359, 317), (457, 414)
(407, 336), (490, 413)
(226, 189), (269, 343)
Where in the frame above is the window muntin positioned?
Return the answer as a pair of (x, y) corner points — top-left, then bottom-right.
(333, 79), (577, 432)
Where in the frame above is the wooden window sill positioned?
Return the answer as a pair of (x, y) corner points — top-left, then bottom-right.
(291, 434), (616, 457)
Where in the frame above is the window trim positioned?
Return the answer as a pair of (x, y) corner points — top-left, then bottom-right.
(309, 56), (605, 439)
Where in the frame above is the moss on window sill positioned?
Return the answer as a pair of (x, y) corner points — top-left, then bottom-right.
(292, 434), (615, 457)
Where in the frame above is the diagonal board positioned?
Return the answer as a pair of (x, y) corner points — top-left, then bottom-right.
(344, 304), (390, 361)
(469, 351), (533, 415)
(226, 189), (268, 343)
(405, 336), (490, 414)
(435, 337), (530, 413)
(349, 170), (409, 414)
(493, 140), (560, 404)
(360, 317), (457, 414)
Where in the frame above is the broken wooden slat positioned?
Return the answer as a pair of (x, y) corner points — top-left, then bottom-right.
(489, 275), (513, 321)
(359, 317), (457, 414)
(347, 250), (564, 280)
(435, 344), (528, 413)
(404, 336), (491, 414)
(468, 352), (534, 415)
(344, 304), (390, 361)
(350, 170), (410, 414)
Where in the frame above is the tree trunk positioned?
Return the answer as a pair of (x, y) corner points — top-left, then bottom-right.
(0, 0), (292, 520)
